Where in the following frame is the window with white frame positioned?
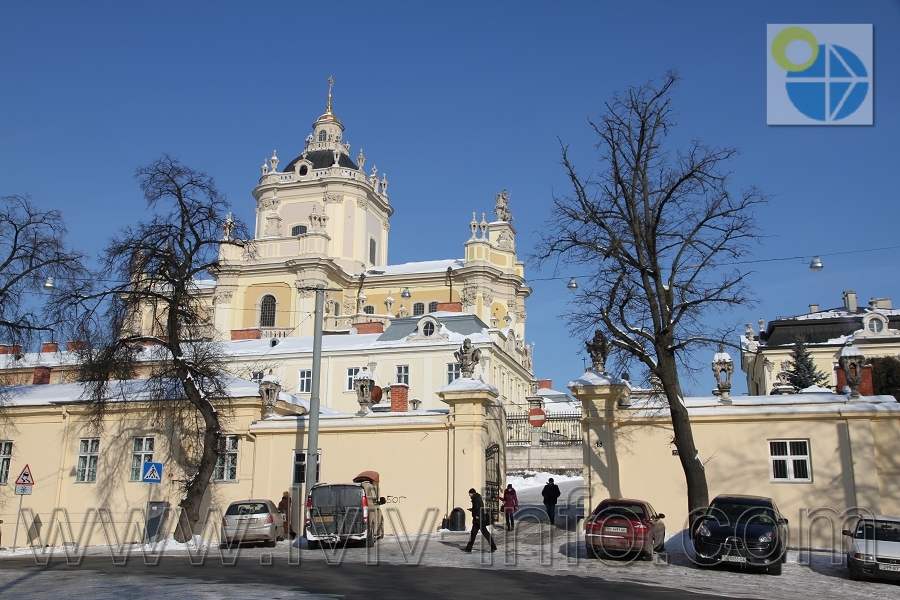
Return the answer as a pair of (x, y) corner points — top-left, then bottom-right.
(75, 438), (100, 483)
(291, 224), (308, 236)
(428, 301), (438, 313)
(130, 437), (155, 481)
(298, 369), (312, 393)
(396, 365), (409, 385)
(447, 363), (461, 385)
(769, 440), (811, 482)
(0, 441), (12, 485)
(215, 435), (239, 481)
(363, 305), (375, 315)
(413, 302), (425, 316)
(369, 238), (377, 265)
(346, 367), (360, 391)
(293, 449), (321, 485)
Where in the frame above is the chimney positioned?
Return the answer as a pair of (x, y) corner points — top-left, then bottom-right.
(435, 302), (463, 313)
(870, 297), (893, 310)
(843, 290), (858, 313)
(390, 383), (409, 412)
(0, 345), (7, 355)
(33, 366), (52, 385)
(42, 342), (59, 353)
(537, 379), (552, 390)
(809, 303), (819, 313)
(352, 321), (385, 334)
(66, 341), (84, 351)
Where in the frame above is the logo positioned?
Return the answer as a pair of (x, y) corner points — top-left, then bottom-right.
(767, 24), (872, 125)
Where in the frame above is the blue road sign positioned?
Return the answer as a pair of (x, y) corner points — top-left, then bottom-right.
(142, 461), (163, 484)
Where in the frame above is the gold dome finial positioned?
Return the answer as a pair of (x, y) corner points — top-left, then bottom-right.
(326, 76), (334, 113)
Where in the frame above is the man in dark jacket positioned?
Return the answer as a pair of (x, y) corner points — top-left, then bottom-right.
(463, 488), (497, 552)
(541, 478), (562, 525)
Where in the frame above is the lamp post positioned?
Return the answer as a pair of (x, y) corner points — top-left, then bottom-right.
(301, 284), (329, 524)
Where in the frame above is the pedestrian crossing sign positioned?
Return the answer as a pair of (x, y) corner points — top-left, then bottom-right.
(142, 462), (163, 484)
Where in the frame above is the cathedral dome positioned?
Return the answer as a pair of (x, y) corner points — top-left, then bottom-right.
(282, 150), (359, 172)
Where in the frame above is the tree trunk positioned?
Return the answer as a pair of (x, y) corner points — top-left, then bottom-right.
(173, 367), (222, 543)
(657, 350), (710, 520)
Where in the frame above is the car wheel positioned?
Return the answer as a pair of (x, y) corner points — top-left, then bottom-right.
(655, 539), (665, 553)
(848, 562), (862, 581)
(641, 549), (654, 561)
(587, 545), (604, 559)
(307, 539), (319, 550)
(767, 560), (782, 576)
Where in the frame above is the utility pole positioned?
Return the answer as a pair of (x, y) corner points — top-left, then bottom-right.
(302, 284), (326, 523)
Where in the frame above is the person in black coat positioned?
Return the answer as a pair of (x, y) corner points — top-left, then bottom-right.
(541, 478), (562, 525)
(463, 488), (497, 552)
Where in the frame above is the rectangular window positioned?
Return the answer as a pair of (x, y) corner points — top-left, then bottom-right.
(769, 440), (811, 482)
(447, 363), (461, 385)
(0, 441), (12, 485)
(369, 238), (377, 265)
(130, 436), (155, 481)
(346, 367), (360, 391)
(293, 450), (322, 485)
(396, 365), (409, 385)
(215, 435), (239, 481)
(75, 438), (100, 483)
(250, 371), (264, 383)
(298, 369), (312, 393)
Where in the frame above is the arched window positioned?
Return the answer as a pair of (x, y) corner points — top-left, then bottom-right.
(260, 295), (276, 328)
(369, 238), (377, 265)
(298, 165), (308, 176)
(318, 130), (327, 142)
(413, 302), (425, 316)
(291, 224), (308, 236)
(363, 305), (375, 315)
(428, 301), (438, 313)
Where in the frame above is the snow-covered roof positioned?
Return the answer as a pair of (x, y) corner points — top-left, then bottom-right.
(365, 258), (465, 277)
(1, 376), (302, 408)
(623, 392), (900, 418)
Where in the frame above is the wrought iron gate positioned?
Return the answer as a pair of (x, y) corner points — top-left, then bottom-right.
(484, 443), (501, 523)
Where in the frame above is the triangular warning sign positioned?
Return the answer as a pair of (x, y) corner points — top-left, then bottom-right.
(15, 464), (34, 486)
(143, 464), (161, 481)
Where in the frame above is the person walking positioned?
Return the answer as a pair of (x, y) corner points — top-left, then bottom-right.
(463, 488), (497, 552)
(502, 484), (518, 531)
(541, 477), (561, 526)
(277, 491), (295, 539)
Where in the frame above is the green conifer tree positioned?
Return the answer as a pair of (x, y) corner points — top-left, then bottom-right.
(785, 337), (829, 389)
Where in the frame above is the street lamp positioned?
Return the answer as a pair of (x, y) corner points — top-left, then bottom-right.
(43, 277), (55, 291)
(566, 277), (578, 291)
(808, 256), (824, 271)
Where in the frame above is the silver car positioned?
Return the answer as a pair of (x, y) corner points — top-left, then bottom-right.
(221, 499), (285, 547)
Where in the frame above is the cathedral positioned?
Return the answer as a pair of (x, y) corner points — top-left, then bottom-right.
(135, 79), (536, 412)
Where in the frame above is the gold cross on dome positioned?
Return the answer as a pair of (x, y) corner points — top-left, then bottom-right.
(327, 76), (334, 111)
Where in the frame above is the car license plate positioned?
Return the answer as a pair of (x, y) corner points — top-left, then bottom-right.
(238, 518), (258, 524)
(605, 526), (627, 533)
(880, 564), (900, 572)
(315, 515), (334, 523)
(724, 555), (746, 563)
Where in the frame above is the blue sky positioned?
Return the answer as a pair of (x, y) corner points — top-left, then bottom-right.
(1, 1), (898, 395)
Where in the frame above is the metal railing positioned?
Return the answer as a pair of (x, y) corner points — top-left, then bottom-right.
(506, 411), (583, 446)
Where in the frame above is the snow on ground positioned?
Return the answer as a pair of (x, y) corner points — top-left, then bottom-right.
(507, 470), (582, 490)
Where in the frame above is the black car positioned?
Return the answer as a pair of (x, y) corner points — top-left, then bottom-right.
(692, 494), (789, 575)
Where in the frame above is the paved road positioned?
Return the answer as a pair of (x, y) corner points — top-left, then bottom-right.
(0, 555), (751, 600)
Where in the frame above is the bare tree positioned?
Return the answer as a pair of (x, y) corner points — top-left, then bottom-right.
(535, 72), (766, 514)
(0, 194), (86, 352)
(55, 155), (251, 540)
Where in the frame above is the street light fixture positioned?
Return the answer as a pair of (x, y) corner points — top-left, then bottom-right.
(43, 277), (55, 291)
(401, 288), (411, 299)
(808, 256), (824, 271)
(566, 277), (578, 291)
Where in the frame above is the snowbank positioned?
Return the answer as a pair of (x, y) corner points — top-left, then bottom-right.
(506, 471), (582, 490)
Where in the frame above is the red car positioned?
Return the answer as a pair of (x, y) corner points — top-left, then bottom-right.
(585, 499), (666, 560)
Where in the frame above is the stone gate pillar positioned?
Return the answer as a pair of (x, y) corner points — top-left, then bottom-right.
(568, 371), (631, 517)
